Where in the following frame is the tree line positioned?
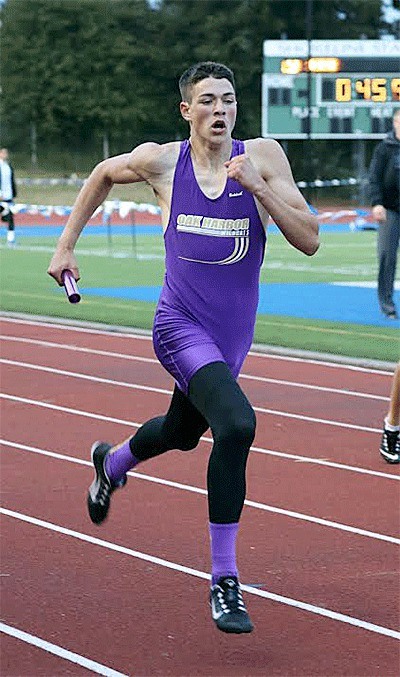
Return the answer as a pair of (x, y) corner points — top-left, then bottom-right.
(0, 0), (392, 183)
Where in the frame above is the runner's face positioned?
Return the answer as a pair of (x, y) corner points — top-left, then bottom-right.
(181, 77), (237, 141)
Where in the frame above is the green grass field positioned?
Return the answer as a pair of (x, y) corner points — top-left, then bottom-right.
(1, 222), (398, 363)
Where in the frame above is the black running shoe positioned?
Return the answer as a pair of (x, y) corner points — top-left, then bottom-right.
(87, 442), (127, 524)
(380, 428), (400, 464)
(210, 576), (254, 634)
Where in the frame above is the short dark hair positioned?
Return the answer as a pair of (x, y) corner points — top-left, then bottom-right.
(179, 61), (236, 101)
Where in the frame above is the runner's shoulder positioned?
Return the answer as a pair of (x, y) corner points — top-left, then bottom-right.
(244, 137), (283, 159)
(130, 141), (181, 176)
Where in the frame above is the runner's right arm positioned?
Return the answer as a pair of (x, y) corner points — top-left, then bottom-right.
(47, 143), (162, 284)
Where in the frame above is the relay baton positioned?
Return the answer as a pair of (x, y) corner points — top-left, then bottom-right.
(62, 269), (81, 304)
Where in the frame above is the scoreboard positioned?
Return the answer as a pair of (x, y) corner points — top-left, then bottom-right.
(262, 39), (400, 139)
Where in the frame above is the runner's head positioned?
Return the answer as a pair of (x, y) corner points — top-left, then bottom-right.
(179, 62), (237, 139)
(179, 62), (235, 103)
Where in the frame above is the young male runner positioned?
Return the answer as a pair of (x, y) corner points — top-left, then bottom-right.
(48, 61), (319, 633)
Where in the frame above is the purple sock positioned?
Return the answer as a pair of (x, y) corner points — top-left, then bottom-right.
(209, 522), (239, 586)
(105, 439), (139, 485)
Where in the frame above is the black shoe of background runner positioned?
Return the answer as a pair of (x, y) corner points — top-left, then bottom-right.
(380, 428), (400, 464)
(210, 576), (254, 633)
(87, 441), (127, 524)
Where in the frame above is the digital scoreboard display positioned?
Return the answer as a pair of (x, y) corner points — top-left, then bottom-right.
(262, 40), (400, 139)
(334, 77), (399, 103)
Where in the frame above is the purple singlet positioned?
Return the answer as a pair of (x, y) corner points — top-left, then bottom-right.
(153, 139), (266, 394)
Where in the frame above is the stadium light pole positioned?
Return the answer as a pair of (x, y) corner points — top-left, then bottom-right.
(305, 0), (313, 204)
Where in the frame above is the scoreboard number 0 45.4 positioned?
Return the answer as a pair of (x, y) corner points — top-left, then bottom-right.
(335, 77), (400, 103)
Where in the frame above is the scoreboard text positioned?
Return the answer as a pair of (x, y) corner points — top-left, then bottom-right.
(262, 40), (400, 139)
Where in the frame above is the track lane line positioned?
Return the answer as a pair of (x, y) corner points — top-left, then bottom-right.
(0, 316), (393, 375)
(0, 623), (128, 677)
(0, 339), (389, 401)
(2, 439), (398, 543)
(239, 372), (388, 401)
(2, 508), (399, 641)
(0, 334), (159, 364)
(1, 396), (397, 480)
(0, 360), (383, 433)
(0, 316), (152, 342)
(0, 357), (170, 395)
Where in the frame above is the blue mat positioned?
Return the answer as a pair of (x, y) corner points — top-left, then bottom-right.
(9, 221), (368, 238)
(10, 225), (162, 238)
(79, 282), (399, 328)
(257, 283), (399, 327)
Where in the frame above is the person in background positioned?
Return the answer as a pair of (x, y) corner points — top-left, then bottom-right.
(48, 61), (319, 634)
(368, 109), (400, 320)
(380, 361), (400, 464)
(0, 148), (17, 246)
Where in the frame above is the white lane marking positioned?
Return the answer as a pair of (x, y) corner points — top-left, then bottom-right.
(0, 315), (152, 341)
(239, 372), (388, 401)
(333, 281), (400, 289)
(0, 334), (159, 363)
(0, 316), (393, 376)
(0, 358), (171, 395)
(1, 508), (399, 641)
(0, 622), (128, 677)
(253, 405), (381, 433)
(0, 393), (137, 427)
(1, 439), (398, 543)
(0, 340), (389, 401)
(0, 361), (383, 433)
(0, 244), (164, 260)
(1, 396), (398, 480)
(248, 445), (398, 480)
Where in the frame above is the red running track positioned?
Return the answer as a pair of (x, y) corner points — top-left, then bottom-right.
(1, 316), (399, 677)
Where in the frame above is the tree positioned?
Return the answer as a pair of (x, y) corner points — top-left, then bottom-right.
(0, 0), (162, 159)
(0, 0), (391, 173)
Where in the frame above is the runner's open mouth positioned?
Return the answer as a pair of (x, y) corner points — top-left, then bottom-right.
(212, 121), (226, 129)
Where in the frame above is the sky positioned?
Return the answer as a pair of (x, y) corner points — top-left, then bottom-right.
(381, 0), (400, 23)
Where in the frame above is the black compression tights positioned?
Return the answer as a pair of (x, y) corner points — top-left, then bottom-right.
(129, 361), (256, 523)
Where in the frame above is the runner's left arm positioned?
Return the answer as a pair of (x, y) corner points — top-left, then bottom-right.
(225, 139), (319, 256)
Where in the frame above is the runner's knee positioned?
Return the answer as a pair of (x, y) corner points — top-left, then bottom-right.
(213, 404), (256, 454)
(163, 418), (208, 451)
